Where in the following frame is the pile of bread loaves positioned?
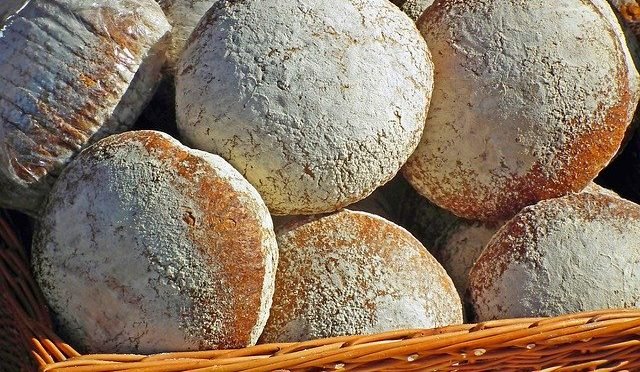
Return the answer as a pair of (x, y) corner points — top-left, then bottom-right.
(2, 0), (640, 355)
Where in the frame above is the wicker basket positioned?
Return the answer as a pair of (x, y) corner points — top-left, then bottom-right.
(2, 212), (640, 372)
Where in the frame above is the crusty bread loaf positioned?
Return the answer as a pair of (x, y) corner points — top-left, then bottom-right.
(404, 0), (640, 221)
(33, 131), (278, 354)
(176, 0), (433, 215)
(260, 210), (462, 343)
(0, 0), (170, 216)
(469, 191), (640, 321)
(435, 221), (502, 298)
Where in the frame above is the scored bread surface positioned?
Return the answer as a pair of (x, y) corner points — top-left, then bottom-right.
(0, 0), (170, 216)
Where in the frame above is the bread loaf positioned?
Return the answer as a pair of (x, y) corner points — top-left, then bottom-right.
(33, 131), (278, 353)
(0, 0), (170, 216)
(260, 210), (462, 343)
(404, 0), (640, 221)
(176, 0), (433, 215)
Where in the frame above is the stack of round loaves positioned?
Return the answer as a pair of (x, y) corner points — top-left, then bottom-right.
(2, 0), (640, 356)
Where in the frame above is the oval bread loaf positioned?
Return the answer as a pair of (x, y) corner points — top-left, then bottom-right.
(0, 0), (170, 216)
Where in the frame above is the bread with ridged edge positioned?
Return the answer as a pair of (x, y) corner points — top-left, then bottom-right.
(0, 0), (170, 216)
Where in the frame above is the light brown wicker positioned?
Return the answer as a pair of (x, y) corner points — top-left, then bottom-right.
(2, 212), (640, 372)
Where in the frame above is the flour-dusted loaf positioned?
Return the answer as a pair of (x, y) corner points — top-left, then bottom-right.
(0, 0), (171, 216)
(404, 0), (640, 221)
(469, 192), (640, 321)
(176, 0), (433, 215)
(435, 221), (502, 298)
(32, 131), (278, 354)
(436, 183), (617, 298)
(260, 210), (462, 343)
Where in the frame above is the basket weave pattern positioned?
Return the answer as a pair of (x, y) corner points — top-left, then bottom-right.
(2, 213), (640, 372)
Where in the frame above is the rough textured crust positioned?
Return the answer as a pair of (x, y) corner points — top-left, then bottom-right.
(32, 130), (278, 354)
(260, 210), (462, 343)
(403, 0), (640, 221)
(176, 0), (433, 215)
(469, 192), (640, 321)
(0, 0), (170, 216)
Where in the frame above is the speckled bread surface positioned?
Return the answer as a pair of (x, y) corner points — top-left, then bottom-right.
(404, 0), (640, 221)
(32, 130), (278, 354)
(469, 191), (640, 321)
(176, 0), (433, 215)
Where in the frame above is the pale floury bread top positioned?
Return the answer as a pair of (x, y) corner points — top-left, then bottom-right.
(33, 130), (278, 354)
(176, 0), (434, 215)
(404, 0), (640, 221)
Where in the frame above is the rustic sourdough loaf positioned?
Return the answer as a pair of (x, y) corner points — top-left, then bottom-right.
(469, 191), (640, 321)
(404, 0), (640, 221)
(260, 210), (462, 343)
(33, 131), (278, 354)
(176, 0), (433, 215)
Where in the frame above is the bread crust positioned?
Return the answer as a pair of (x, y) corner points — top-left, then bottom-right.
(404, 0), (640, 221)
(0, 0), (170, 216)
(176, 0), (433, 215)
(33, 130), (278, 354)
(260, 210), (462, 343)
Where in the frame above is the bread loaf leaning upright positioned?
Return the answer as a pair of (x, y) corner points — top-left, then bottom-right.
(0, 0), (170, 216)
(32, 131), (278, 354)
(404, 0), (640, 221)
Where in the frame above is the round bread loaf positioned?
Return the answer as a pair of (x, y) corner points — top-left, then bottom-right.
(32, 130), (278, 354)
(176, 0), (433, 215)
(0, 0), (170, 216)
(260, 210), (463, 343)
(469, 192), (640, 321)
(403, 0), (640, 221)
(436, 183), (618, 298)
